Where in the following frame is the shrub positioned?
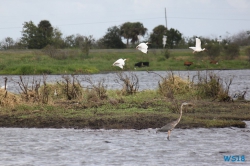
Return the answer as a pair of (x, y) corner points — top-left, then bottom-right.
(155, 71), (191, 99)
(114, 72), (139, 95)
(205, 43), (221, 60)
(82, 76), (108, 100)
(42, 45), (57, 58)
(245, 46), (250, 62)
(58, 75), (83, 100)
(223, 43), (240, 59)
(194, 71), (233, 101)
(195, 72), (222, 98)
(162, 49), (170, 59)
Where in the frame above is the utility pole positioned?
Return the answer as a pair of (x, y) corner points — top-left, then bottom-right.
(165, 7), (167, 29)
(163, 8), (168, 48)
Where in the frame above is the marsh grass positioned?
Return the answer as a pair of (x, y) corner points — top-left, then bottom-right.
(0, 56), (250, 128)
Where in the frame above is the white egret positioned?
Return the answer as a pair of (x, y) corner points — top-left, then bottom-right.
(54, 89), (58, 96)
(136, 42), (150, 54)
(189, 38), (206, 53)
(113, 58), (126, 69)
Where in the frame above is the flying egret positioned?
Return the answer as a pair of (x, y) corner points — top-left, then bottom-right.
(157, 102), (193, 140)
(113, 58), (126, 69)
(189, 38), (206, 53)
(136, 42), (150, 54)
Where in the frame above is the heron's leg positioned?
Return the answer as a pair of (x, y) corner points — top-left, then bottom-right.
(167, 130), (171, 141)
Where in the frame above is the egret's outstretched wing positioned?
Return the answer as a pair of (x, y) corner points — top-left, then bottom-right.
(189, 47), (196, 51)
(136, 43), (148, 54)
(195, 38), (201, 50)
(138, 47), (148, 53)
(113, 59), (125, 69)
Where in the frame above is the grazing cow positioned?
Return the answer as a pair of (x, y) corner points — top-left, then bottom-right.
(210, 60), (218, 64)
(184, 61), (193, 67)
(134, 62), (149, 68)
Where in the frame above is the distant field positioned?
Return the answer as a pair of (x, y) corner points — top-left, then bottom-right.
(0, 48), (249, 75)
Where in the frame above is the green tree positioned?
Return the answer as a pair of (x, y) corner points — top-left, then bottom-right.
(52, 28), (64, 48)
(99, 26), (125, 48)
(21, 20), (54, 49)
(149, 25), (167, 48)
(166, 28), (182, 49)
(75, 34), (85, 47)
(37, 20), (53, 48)
(21, 21), (39, 48)
(0, 37), (15, 49)
(79, 35), (95, 58)
(64, 35), (76, 47)
(120, 22), (147, 47)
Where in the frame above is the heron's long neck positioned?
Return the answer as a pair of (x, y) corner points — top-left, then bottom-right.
(177, 104), (183, 123)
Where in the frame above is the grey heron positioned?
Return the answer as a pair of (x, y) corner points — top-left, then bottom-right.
(157, 102), (193, 140)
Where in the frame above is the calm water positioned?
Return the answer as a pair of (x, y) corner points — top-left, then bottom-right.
(0, 121), (249, 166)
(1, 69), (250, 99)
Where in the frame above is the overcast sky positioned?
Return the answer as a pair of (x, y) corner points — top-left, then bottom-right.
(1, 0), (250, 41)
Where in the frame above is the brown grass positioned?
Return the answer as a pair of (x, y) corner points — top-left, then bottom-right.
(0, 89), (21, 107)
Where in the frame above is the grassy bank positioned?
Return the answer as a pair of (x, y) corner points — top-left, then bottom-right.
(0, 72), (249, 129)
(0, 48), (249, 75)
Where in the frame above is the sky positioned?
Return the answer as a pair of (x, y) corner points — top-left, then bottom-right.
(0, 0), (250, 42)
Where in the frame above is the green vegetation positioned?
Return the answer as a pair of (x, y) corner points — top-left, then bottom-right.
(0, 48), (250, 75)
(0, 71), (249, 129)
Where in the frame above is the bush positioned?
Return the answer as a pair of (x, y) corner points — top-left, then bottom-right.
(162, 49), (170, 59)
(155, 71), (191, 99)
(223, 43), (240, 59)
(205, 43), (221, 60)
(194, 71), (233, 101)
(114, 72), (139, 95)
(195, 72), (222, 98)
(245, 46), (250, 62)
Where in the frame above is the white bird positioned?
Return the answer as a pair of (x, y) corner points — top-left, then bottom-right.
(54, 89), (58, 96)
(136, 42), (150, 54)
(189, 38), (206, 53)
(0, 85), (8, 90)
(113, 58), (126, 69)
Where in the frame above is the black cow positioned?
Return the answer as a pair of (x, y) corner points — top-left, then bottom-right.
(134, 62), (149, 68)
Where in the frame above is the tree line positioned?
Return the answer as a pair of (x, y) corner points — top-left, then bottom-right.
(0, 20), (250, 50)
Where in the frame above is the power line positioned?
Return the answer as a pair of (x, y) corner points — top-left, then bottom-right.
(0, 16), (249, 30)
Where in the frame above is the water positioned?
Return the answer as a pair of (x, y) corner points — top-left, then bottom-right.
(1, 69), (250, 99)
(1, 70), (250, 165)
(0, 121), (249, 166)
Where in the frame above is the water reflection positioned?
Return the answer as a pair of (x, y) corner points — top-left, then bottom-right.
(0, 121), (249, 165)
